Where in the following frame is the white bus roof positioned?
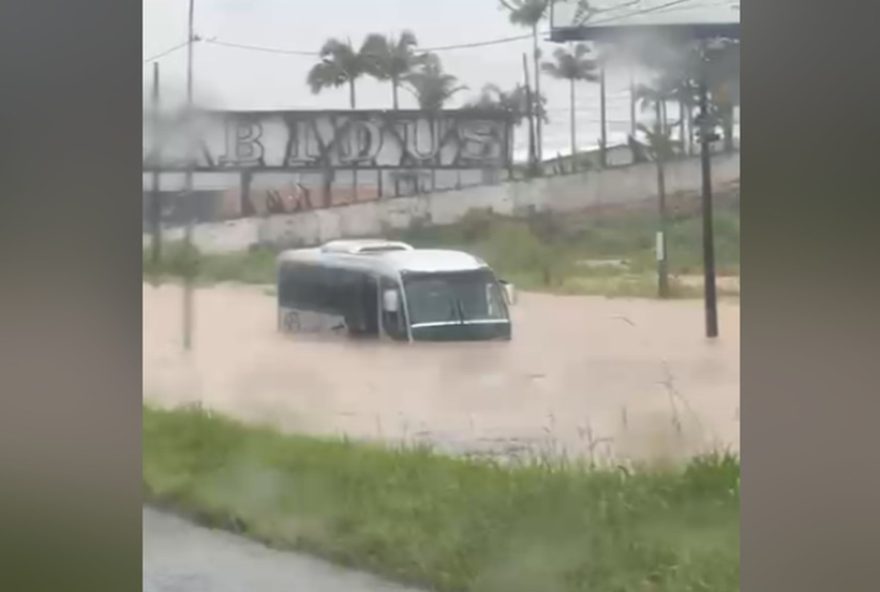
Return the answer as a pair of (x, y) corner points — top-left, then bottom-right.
(278, 243), (490, 275)
(319, 239), (414, 254)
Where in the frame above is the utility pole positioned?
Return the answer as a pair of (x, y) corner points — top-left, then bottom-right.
(182, 0), (196, 351)
(698, 40), (719, 338)
(532, 24), (543, 164)
(150, 62), (162, 265)
(522, 53), (538, 176)
(599, 57), (607, 168)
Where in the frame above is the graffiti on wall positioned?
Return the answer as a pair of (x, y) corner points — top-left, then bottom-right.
(143, 110), (513, 172)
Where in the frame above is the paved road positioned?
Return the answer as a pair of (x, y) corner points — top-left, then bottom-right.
(143, 507), (421, 592)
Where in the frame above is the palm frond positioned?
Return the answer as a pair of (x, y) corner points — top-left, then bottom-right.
(397, 30), (418, 50)
(307, 60), (345, 93)
(402, 52), (467, 111)
(542, 44), (597, 83)
(500, 0), (548, 27)
(541, 62), (560, 76)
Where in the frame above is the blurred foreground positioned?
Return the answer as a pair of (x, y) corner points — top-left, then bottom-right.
(144, 507), (420, 592)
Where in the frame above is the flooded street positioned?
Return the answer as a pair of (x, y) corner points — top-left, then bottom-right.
(143, 507), (421, 592)
(143, 282), (739, 462)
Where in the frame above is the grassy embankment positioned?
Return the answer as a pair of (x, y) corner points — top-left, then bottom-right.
(143, 189), (740, 299)
(144, 405), (740, 592)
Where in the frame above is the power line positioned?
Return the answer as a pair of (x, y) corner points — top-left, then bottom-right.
(158, 1), (732, 64)
(202, 32), (540, 58)
(144, 40), (191, 63)
(583, 0), (708, 27)
(419, 33), (534, 53)
(203, 38), (319, 56)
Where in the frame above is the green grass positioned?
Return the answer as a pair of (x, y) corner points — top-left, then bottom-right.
(143, 242), (277, 285)
(144, 405), (740, 592)
(143, 192), (740, 300)
(392, 197), (739, 277)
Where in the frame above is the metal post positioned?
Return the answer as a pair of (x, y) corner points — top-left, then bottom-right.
(150, 62), (162, 265)
(655, 99), (669, 299)
(629, 65), (637, 136)
(698, 40), (719, 338)
(182, 0), (196, 351)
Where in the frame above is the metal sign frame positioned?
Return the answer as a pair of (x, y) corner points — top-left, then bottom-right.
(143, 109), (515, 173)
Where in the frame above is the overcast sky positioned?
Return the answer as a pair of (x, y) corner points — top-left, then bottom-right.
(142, 0), (737, 156)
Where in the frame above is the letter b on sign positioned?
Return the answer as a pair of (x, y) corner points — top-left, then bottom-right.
(220, 118), (265, 167)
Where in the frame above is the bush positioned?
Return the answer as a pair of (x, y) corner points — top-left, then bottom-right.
(459, 208), (496, 243)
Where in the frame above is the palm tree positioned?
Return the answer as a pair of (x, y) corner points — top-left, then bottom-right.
(307, 37), (373, 205)
(705, 40), (740, 152)
(634, 74), (690, 150)
(541, 43), (598, 168)
(464, 83), (548, 127)
(500, 0), (550, 162)
(306, 37), (371, 109)
(403, 54), (467, 191)
(634, 40), (739, 155)
(361, 31), (426, 109)
(639, 119), (677, 298)
(403, 53), (467, 112)
(670, 78), (698, 155)
(636, 81), (684, 299)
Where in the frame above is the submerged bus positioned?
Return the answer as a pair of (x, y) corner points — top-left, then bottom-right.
(276, 239), (513, 342)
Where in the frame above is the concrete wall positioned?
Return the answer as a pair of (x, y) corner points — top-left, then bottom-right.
(145, 151), (739, 254)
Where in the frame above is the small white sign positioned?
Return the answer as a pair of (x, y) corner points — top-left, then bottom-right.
(656, 231), (665, 262)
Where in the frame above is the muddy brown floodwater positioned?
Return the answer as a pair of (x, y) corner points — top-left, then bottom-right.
(143, 282), (739, 462)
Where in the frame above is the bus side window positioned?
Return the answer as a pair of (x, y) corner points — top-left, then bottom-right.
(278, 263), (294, 307)
(302, 266), (326, 312)
(361, 274), (379, 335)
(280, 263), (307, 309)
(380, 278), (407, 341)
(335, 269), (360, 331)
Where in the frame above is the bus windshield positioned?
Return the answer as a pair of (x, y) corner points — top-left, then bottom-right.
(402, 269), (509, 329)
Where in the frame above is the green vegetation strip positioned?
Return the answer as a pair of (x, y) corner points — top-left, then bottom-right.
(143, 194), (739, 300)
(144, 405), (739, 592)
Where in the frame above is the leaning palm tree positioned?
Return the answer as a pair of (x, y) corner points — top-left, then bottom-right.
(501, 0), (550, 161)
(403, 53), (468, 112)
(541, 43), (598, 166)
(306, 37), (371, 109)
(361, 31), (426, 109)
